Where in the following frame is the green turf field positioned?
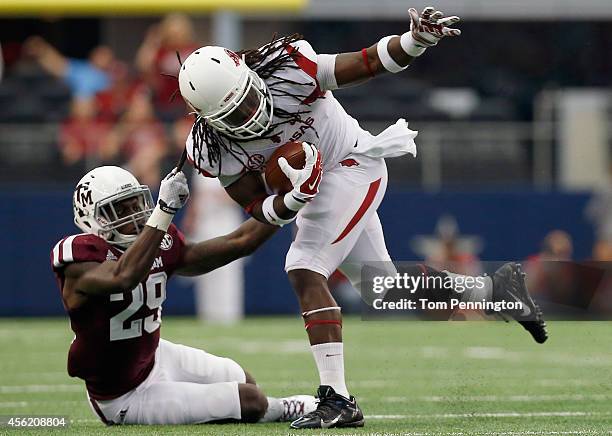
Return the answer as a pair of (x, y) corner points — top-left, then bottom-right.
(0, 317), (610, 435)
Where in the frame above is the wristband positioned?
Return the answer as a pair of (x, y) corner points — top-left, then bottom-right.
(376, 35), (408, 73)
(262, 195), (296, 227)
(400, 32), (428, 57)
(145, 205), (173, 232)
(157, 199), (178, 214)
(361, 48), (375, 78)
(283, 191), (308, 212)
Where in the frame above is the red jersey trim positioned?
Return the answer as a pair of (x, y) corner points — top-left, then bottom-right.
(187, 152), (215, 178)
(285, 44), (317, 78)
(285, 44), (325, 105)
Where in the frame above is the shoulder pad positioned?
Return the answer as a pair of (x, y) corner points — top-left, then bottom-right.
(51, 234), (110, 269)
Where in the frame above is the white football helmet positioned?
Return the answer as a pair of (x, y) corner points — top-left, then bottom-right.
(73, 166), (154, 248)
(178, 46), (273, 140)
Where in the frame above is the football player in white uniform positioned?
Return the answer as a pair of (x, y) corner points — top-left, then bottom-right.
(52, 166), (316, 425)
(178, 6), (547, 429)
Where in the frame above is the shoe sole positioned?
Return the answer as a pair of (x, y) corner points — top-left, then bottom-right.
(290, 418), (365, 429)
(509, 263), (549, 343)
(492, 263), (548, 344)
(337, 418), (365, 428)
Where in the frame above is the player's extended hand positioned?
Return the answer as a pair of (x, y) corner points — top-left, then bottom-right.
(157, 170), (190, 214)
(408, 6), (461, 48)
(278, 142), (322, 203)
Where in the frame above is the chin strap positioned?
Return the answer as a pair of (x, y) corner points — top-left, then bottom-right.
(302, 306), (342, 330)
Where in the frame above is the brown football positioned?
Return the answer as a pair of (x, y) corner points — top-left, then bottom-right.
(264, 141), (306, 194)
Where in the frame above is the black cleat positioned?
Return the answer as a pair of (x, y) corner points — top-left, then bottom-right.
(491, 263), (548, 344)
(289, 385), (364, 429)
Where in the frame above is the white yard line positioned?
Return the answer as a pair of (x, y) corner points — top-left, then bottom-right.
(0, 402), (28, 408)
(382, 394), (612, 403)
(0, 384), (81, 393)
(463, 346), (523, 361)
(462, 347), (612, 367)
(180, 338), (310, 354)
(0, 400), (82, 408)
(262, 380), (393, 389)
(32, 416), (612, 433)
(536, 379), (603, 387)
(367, 411), (610, 419)
(6, 371), (68, 378)
(70, 419), (101, 424)
(394, 432), (609, 436)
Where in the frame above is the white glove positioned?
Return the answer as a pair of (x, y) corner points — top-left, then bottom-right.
(402, 6), (461, 56)
(157, 170), (190, 214)
(278, 142), (323, 211)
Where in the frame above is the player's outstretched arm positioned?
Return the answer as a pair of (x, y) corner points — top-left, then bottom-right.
(330, 6), (460, 88)
(175, 219), (278, 276)
(62, 171), (189, 309)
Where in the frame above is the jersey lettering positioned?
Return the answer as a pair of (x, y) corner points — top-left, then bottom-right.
(151, 256), (164, 270)
(290, 116), (316, 142)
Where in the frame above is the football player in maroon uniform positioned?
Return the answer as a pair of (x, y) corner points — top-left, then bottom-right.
(51, 166), (316, 425)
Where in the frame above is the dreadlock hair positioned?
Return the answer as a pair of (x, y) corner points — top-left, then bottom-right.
(190, 33), (322, 178)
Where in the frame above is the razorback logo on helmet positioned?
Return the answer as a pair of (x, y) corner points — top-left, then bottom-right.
(223, 91), (236, 103)
(224, 49), (241, 67)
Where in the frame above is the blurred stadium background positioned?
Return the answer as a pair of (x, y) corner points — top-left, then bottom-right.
(1, 1), (612, 434)
(1, 2), (611, 317)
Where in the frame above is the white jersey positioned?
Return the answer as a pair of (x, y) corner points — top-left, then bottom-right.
(185, 39), (417, 187)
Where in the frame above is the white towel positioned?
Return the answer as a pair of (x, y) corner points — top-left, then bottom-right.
(353, 118), (418, 158)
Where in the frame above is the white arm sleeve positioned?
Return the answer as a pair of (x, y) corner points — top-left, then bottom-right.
(316, 54), (338, 91)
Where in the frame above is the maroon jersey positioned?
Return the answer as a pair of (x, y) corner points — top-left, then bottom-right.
(51, 225), (185, 400)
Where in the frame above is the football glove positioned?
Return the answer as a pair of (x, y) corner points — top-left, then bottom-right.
(157, 170), (190, 214)
(278, 142), (323, 211)
(407, 6), (461, 48)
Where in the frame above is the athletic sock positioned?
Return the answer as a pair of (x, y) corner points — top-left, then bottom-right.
(443, 271), (493, 302)
(259, 395), (317, 422)
(259, 397), (283, 422)
(311, 342), (350, 398)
